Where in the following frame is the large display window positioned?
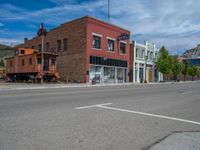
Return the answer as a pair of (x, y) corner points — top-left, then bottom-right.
(89, 65), (128, 83)
(103, 67), (115, 83)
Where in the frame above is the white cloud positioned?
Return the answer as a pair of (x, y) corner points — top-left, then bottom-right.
(0, 38), (22, 46)
(0, 0), (200, 54)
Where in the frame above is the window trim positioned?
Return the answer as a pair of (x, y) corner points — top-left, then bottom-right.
(92, 32), (102, 37)
(119, 40), (127, 44)
(107, 36), (116, 41)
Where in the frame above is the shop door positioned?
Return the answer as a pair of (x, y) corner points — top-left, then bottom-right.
(148, 70), (153, 82)
(139, 68), (144, 83)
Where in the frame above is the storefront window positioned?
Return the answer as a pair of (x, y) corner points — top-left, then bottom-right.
(117, 68), (123, 83)
(90, 65), (102, 83)
(104, 67), (115, 83)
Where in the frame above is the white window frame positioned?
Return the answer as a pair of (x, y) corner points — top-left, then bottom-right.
(107, 36), (116, 41)
(92, 32), (102, 37)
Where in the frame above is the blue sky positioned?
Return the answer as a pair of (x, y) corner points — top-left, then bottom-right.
(0, 0), (200, 55)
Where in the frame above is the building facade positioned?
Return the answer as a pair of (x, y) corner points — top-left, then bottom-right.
(131, 41), (162, 83)
(17, 16), (131, 83)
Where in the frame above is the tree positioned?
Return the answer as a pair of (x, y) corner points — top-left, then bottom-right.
(156, 46), (172, 81)
(188, 65), (198, 81)
(171, 57), (182, 81)
(181, 60), (189, 81)
(0, 59), (4, 67)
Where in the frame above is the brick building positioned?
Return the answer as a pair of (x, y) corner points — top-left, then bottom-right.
(17, 16), (131, 83)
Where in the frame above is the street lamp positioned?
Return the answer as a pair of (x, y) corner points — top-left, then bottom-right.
(144, 55), (148, 83)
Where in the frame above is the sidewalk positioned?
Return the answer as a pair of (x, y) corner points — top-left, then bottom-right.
(0, 80), (199, 91)
(148, 132), (200, 150)
(0, 82), (133, 91)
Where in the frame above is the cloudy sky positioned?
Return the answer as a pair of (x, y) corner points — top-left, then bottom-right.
(0, 0), (200, 55)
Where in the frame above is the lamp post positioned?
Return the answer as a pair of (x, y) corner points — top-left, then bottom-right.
(37, 23), (47, 84)
(144, 55), (148, 83)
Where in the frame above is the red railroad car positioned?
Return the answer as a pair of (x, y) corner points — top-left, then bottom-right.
(6, 48), (59, 82)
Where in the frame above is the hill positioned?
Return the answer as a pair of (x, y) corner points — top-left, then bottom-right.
(0, 44), (13, 60)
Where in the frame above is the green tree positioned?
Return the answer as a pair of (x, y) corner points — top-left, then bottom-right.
(181, 60), (189, 81)
(171, 57), (182, 81)
(0, 59), (4, 67)
(156, 46), (172, 80)
(188, 65), (198, 81)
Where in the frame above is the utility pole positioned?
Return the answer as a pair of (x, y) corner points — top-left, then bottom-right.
(41, 35), (44, 84)
(108, 0), (110, 23)
(144, 55), (148, 83)
(37, 23), (47, 84)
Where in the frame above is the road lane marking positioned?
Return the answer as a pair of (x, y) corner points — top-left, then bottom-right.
(76, 103), (200, 125)
(75, 103), (112, 110)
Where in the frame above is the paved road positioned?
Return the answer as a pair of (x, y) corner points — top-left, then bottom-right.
(0, 82), (200, 150)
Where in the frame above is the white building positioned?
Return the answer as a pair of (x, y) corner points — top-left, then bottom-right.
(132, 41), (163, 83)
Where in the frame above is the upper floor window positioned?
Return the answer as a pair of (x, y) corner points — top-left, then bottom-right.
(10, 61), (13, 67)
(147, 51), (150, 60)
(142, 50), (145, 58)
(120, 42), (126, 54)
(29, 58), (32, 65)
(107, 39), (115, 52)
(20, 50), (25, 54)
(93, 35), (101, 49)
(150, 52), (153, 60)
(63, 38), (68, 51)
(46, 42), (50, 51)
(136, 48), (139, 58)
(57, 40), (62, 51)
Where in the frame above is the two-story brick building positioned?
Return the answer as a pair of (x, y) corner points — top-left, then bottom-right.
(17, 16), (131, 83)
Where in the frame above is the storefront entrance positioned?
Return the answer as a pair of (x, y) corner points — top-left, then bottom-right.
(89, 56), (128, 84)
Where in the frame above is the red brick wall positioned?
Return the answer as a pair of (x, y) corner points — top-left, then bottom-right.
(17, 17), (88, 82)
(85, 17), (131, 82)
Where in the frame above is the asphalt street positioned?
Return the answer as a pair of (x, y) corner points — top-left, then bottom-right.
(0, 82), (200, 150)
